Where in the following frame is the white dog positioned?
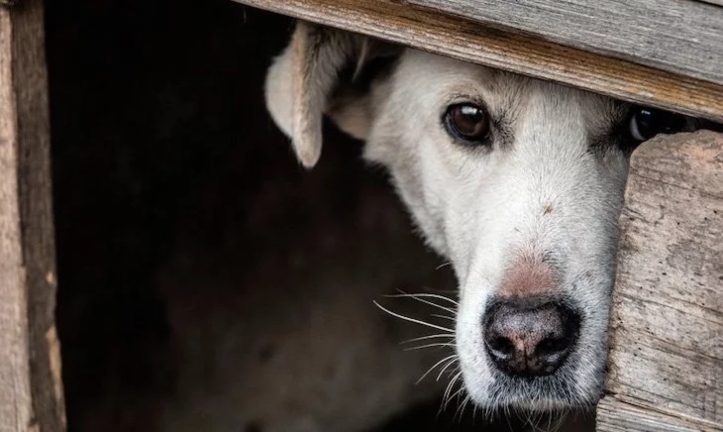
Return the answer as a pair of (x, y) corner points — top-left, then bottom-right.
(264, 22), (709, 411)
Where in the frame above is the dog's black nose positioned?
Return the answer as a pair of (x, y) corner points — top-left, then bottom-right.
(483, 299), (580, 377)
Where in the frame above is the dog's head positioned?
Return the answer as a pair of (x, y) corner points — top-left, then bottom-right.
(264, 22), (702, 410)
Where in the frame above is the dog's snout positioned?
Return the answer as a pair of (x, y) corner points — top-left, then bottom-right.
(483, 299), (580, 377)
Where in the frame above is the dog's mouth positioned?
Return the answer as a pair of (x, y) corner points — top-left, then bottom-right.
(482, 359), (596, 410)
(456, 346), (601, 411)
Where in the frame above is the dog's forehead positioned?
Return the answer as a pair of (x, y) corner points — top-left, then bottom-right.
(392, 50), (619, 125)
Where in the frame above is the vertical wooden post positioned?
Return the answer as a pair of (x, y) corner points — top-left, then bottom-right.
(596, 131), (723, 431)
(0, 0), (66, 431)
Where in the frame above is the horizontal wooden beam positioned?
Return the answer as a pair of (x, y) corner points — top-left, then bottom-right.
(409, 0), (723, 87)
(230, 0), (723, 123)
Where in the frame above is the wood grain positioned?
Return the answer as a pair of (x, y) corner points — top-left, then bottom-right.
(597, 397), (722, 432)
(231, 0), (723, 123)
(0, 0), (66, 431)
(409, 0), (723, 86)
(596, 131), (723, 431)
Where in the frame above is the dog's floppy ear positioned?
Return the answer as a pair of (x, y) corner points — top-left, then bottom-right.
(265, 21), (400, 168)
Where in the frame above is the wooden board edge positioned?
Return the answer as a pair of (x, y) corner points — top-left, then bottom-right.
(696, 0), (723, 7)
(407, 0), (723, 86)
(1, 0), (67, 430)
(229, 0), (723, 123)
(0, 7), (34, 431)
(597, 396), (723, 432)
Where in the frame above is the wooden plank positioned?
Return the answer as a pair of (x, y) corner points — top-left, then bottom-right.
(231, 0), (723, 123)
(408, 0), (723, 86)
(0, 0), (66, 431)
(597, 397), (722, 432)
(596, 131), (723, 431)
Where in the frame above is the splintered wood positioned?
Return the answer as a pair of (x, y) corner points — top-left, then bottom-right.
(597, 131), (723, 432)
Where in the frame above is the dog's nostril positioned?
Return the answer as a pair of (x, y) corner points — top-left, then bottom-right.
(488, 336), (515, 358)
(536, 336), (569, 359)
(483, 299), (580, 378)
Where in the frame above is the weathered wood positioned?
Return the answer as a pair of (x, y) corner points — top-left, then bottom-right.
(231, 0), (723, 123)
(0, 0), (66, 431)
(597, 397), (722, 432)
(408, 0), (723, 86)
(596, 131), (723, 431)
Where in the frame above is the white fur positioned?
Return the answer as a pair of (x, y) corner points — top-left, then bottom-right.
(265, 33), (632, 409)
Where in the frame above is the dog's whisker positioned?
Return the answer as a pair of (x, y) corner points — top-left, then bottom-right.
(550, 409), (569, 432)
(471, 398), (480, 424)
(454, 394), (466, 423)
(430, 313), (456, 321)
(435, 356), (458, 381)
(454, 392), (471, 423)
(440, 369), (463, 413)
(415, 353), (458, 385)
(385, 292), (458, 313)
(404, 342), (455, 352)
(392, 289), (458, 304)
(444, 385), (466, 411)
(442, 370), (461, 403)
(401, 334), (455, 344)
(435, 261), (452, 271)
(373, 301), (453, 333)
(524, 409), (541, 431)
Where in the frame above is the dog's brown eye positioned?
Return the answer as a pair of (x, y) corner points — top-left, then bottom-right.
(444, 103), (490, 144)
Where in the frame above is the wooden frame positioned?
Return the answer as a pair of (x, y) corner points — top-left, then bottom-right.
(0, 0), (66, 430)
(0, 0), (719, 430)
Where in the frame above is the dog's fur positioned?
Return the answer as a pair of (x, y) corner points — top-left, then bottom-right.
(263, 22), (705, 410)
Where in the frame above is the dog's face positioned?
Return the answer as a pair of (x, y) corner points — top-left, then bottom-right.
(264, 23), (700, 410)
(362, 51), (629, 409)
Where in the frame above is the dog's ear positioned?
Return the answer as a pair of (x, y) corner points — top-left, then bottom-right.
(265, 21), (401, 168)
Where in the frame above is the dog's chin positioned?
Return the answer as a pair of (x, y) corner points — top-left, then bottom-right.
(464, 365), (603, 411)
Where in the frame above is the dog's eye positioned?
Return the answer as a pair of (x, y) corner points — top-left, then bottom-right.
(444, 103), (490, 144)
(628, 106), (687, 142)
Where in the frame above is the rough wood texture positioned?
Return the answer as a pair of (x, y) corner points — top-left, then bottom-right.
(596, 131), (723, 431)
(231, 0), (723, 123)
(409, 0), (723, 86)
(0, 0), (66, 431)
(597, 397), (721, 432)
